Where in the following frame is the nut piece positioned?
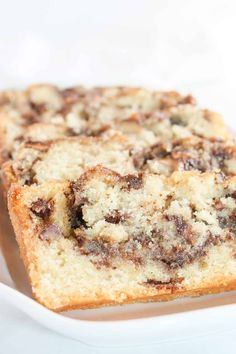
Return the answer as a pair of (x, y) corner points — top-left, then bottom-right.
(39, 224), (64, 241)
(31, 198), (54, 219)
(105, 210), (128, 224)
(122, 174), (143, 191)
(61, 88), (81, 105)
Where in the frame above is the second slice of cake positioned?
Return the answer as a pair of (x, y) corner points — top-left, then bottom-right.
(2, 134), (236, 191)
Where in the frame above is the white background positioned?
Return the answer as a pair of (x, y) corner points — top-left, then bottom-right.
(0, 0), (236, 353)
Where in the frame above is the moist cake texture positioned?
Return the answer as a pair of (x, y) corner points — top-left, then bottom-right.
(8, 167), (236, 310)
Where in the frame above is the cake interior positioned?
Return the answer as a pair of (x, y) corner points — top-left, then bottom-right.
(10, 167), (236, 310)
(6, 135), (236, 187)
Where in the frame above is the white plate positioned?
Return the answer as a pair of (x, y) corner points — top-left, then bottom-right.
(1, 182), (236, 347)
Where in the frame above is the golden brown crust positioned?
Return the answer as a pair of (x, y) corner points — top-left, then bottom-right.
(8, 185), (38, 271)
(0, 112), (10, 164)
(50, 281), (236, 312)
(1, 161), (17, 192)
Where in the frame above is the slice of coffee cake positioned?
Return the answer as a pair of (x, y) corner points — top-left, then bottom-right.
(2, 135), (236, 191)
(8, 167), (236, 311)
(0, 85), (229, 161)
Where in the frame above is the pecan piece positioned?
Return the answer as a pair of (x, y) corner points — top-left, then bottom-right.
(122, 174), (143, 191)
(39, 224), (63, 241)
(31, 198), (54, 219)
(105, 210), (128, 224)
